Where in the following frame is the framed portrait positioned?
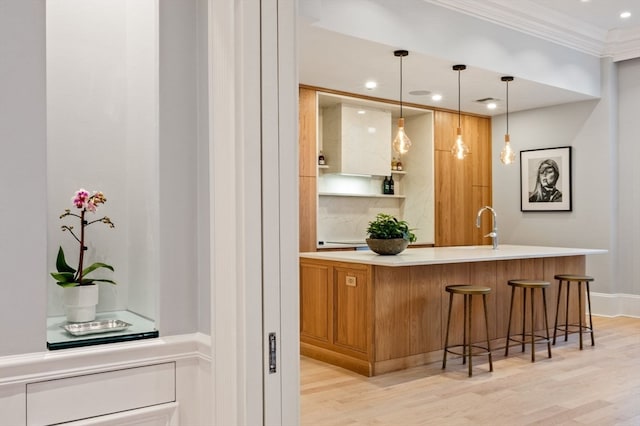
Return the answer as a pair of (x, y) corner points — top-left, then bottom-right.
(520, 146), (572, 212)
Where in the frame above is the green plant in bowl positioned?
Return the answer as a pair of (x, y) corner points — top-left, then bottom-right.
(366, 213), (416, 255)
(366, 213), (416, 242)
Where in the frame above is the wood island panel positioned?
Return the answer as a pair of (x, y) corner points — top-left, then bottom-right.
(300, 261), (331, 343)
(334, 266), (369, 353)
(300, 254), (587, 376)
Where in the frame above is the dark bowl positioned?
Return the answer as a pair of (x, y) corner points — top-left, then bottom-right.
(365, 238), (409, 255)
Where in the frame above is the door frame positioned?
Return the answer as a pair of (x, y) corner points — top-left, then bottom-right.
(208, 0), (299, 424)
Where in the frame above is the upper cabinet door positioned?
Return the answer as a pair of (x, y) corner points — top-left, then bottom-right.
(322, 103), (392, 176)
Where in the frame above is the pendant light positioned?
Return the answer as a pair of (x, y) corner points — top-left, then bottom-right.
(500, 76), (516, 164)
(392, 50), (412, 155)
(451, 64), (470, 160)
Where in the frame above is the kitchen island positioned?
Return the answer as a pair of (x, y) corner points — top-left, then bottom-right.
(299, 245), (606, 376)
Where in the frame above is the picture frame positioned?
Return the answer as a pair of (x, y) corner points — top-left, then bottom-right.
(520, 146), (572, 212)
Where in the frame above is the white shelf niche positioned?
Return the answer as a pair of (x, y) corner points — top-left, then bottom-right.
(317, 173), (404, 198)
(319, 192), (405, 199)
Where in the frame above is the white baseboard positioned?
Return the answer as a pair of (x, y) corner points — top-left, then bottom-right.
(590, 292), (640, 318)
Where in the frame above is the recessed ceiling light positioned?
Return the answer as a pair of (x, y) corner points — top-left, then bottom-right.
(365, 81), (377, 90)
(431, 94), (442, 101)
(357, 110), (366, 115)
(487, 102), (497, 110)
(620, 11), (631, 19)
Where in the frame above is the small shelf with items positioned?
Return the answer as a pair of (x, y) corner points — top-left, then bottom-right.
(47, 310), (158, 350)
(318, 164), (330, 170)
(318, 192), (405, 199)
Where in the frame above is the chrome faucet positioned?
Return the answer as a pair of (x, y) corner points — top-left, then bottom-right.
(476, 206), (498, 249)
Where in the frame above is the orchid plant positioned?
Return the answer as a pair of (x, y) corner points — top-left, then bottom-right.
(51, 189), (117, 288)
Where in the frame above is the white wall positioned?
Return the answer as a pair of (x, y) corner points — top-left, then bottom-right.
(492, 58), (620, 302)
(616, 57), (640, 296)
(46, 0), (158, 319)
(0, 1), (48, 355)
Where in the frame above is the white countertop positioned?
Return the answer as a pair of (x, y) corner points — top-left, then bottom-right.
(300, 244), (607, 267)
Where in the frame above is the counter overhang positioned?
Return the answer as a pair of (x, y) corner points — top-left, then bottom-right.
(299, 244), (607, 267)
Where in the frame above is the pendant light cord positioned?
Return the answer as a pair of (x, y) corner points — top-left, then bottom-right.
(400, 55), (404, 119)
(457, 68), (461, 128)
(506, 79), (509, 134)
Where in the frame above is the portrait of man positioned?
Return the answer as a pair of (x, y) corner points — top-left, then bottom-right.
(529, 158), (562, 202)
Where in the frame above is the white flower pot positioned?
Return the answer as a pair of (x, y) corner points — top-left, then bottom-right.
(64, 285), (99, 323)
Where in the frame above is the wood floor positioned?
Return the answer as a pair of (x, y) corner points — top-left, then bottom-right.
(301, 316), (640, 425)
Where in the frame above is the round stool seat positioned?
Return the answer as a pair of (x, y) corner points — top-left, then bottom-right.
(446, 285), (491, 295)
(554, 274), (594, 282)
(508, 280), (550, 289)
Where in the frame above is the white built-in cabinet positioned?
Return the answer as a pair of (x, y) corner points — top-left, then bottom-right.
(322, 103), (392, 176)
(27, 363), (177, 425)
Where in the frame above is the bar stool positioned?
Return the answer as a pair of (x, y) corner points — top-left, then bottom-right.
(505, 280), (552, 362)
(442, 285), (493, 377)
(553, 274), (595, 350)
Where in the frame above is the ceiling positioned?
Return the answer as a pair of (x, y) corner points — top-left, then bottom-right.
(510, 0), (640, 32)
(298, 0), (640, 117)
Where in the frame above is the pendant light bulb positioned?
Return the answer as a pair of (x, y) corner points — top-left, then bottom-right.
(500, 135), (515, 164)
(393, 50), (411, 155)
(451, 65), (470, 160)
(393, 117), (412, 154)
(500, 76), (515, 165)
(452, 127), (470, 160)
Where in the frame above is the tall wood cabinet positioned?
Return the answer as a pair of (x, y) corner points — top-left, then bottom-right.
(298, 86), (492, 249)
(299, 87), (318, 252)
(434, 110), (492, 246)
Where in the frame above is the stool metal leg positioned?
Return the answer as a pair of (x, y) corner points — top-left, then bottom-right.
(521, 288), (527, 353)
(467, 294), (473, 377)
(564, 281), (571, 342)
(505, 285), (515, 356)
(586, 281), (595, 346)
(462, 294), (468, 366)
(578, 281), (584, 350)
(483, 294), (493, 372)
(442, 292), (454, 369)
(542, 288), (552, 358)
(530, 288), (536, 362)
(553, 280), (563, 345)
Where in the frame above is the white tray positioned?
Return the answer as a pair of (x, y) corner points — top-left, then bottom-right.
(63, 319), (132, 336)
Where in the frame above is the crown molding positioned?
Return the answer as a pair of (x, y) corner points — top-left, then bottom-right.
(606, 27), (640, 62)
(423, 0), (640, 60)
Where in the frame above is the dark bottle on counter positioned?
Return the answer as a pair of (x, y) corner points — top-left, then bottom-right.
(389, 175), (395, 195)
(383, 176), (390, 194)
(318, 151), (326, 165)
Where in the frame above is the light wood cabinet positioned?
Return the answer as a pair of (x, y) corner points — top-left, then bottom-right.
(300, 259), (373, 375)
(299, 87), (318, 179)
(299, 87), (318, 252)
(334, 266), (370, 353)
(434, 110), (492, 246)
(298, 86), (492, 250)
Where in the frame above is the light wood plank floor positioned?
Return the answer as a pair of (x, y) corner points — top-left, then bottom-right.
(301, 316), (640, 425)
